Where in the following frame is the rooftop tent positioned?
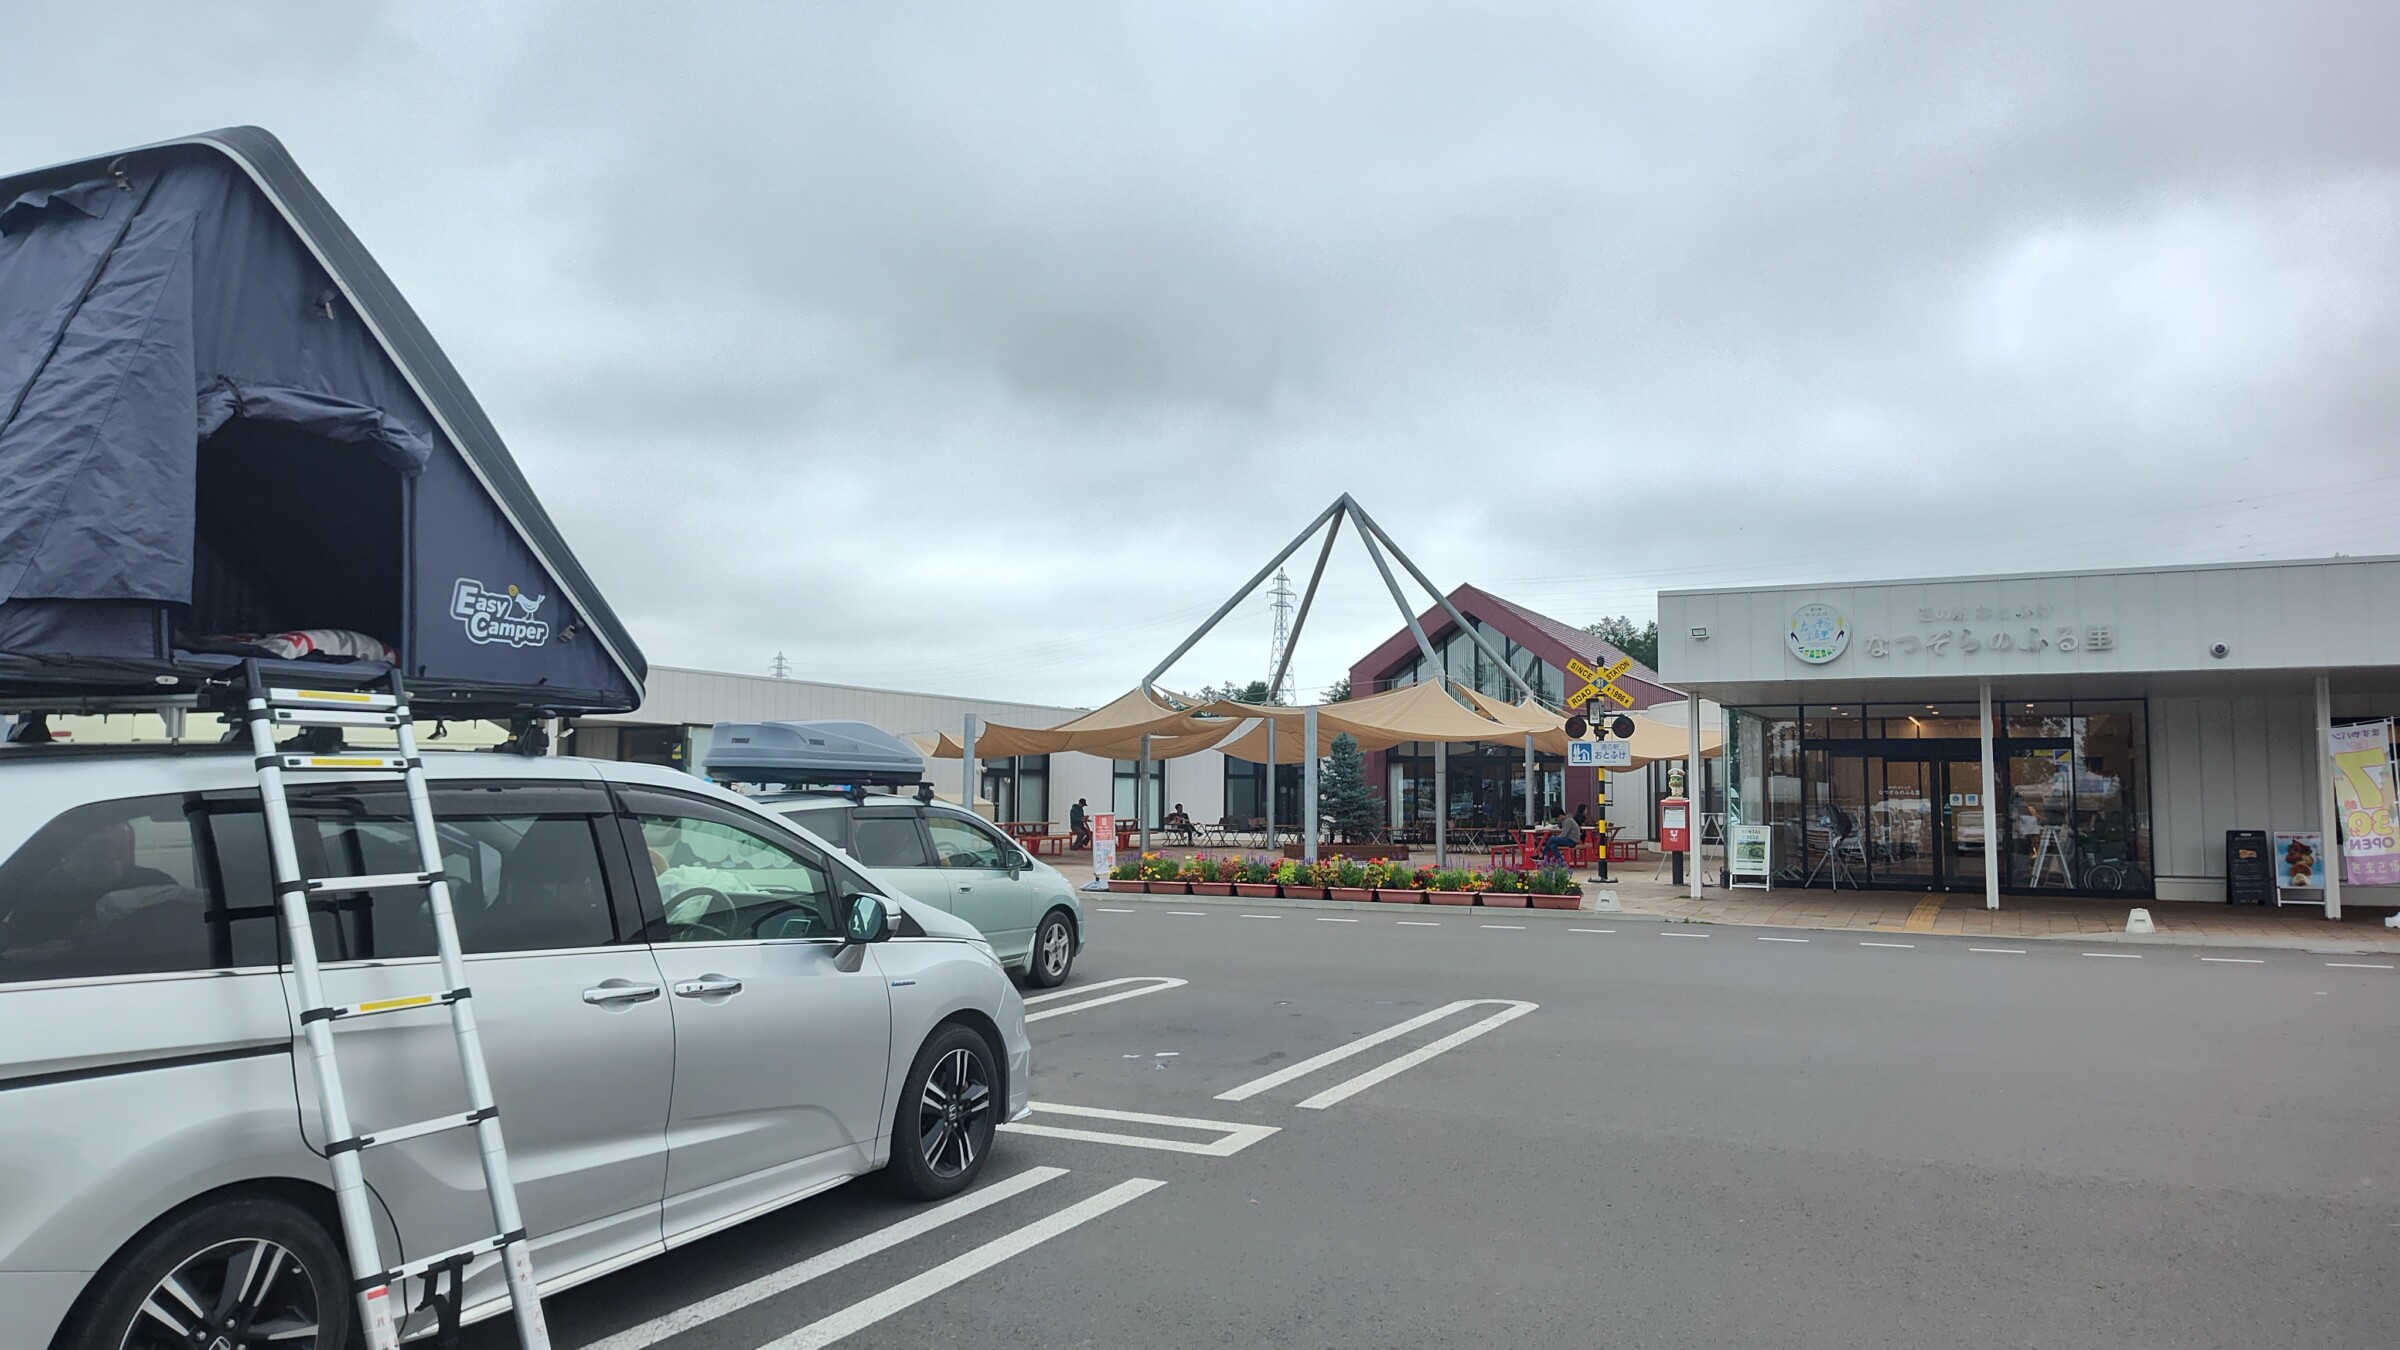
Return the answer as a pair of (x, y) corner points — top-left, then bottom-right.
(0, 127), (644, 716)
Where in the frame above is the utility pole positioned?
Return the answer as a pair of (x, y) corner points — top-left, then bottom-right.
(769, 652), (791, 679)
(1267, 568), (1296, 704)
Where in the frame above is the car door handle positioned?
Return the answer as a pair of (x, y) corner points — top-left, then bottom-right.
(672, 976), (744, 998)
(582, 980), (662, 1007)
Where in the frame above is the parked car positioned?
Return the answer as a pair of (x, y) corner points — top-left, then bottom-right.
(762, 790), (1086, 988)
(0, 747), (1031, 1350)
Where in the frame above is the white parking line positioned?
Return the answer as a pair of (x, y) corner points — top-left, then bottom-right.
(2326, 962), (2395, 970)
(2201, 957), (2264, 964)
(761, 1178), (1165, 1350)
(584, 1166), (1069, 1350)
(1097, 907), (1136, 913)
(1758, 936), (1810, 943)
(2082, 952), (2142, 959)
(1397, 920), (1441, 926)
(1660, 931), (1709, 939)
(1022, 977), (1189, 1023)
(1970, 948), (2026, 954)
(1217, 999), (1538, 1105)
(1296, 1001), (1540, 1110)
(1000, 1102), (1279, 1157)
(1860, 942), (1913, 949)
(1315, 916), (1362, 923)
(1481, 924), (1526, 930)
(1239, 913), (1284, 919)
(1167, 910), (1207, 916)
(1569, 928), (1614, 934)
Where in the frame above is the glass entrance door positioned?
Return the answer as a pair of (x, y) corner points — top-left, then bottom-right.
(1942, 761), (1986, 889)
(1869, 758), (1936, 887)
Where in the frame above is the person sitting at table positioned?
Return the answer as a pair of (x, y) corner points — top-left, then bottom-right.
(1539, 810), (1582, 867)
(1165, 803), (1193, 843)
(1069, 798), (1090, 849)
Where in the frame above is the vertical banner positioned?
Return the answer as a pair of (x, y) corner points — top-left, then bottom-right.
(1091, 812), (1118, 880)
(2327, 721), (2400, 886)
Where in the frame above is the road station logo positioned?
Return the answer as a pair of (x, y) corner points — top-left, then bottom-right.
(1787, 602), (1849, 664)
(451, 578), (552, 647)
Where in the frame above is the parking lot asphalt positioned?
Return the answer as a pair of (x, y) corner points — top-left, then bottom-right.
(482, 909), (2400, 1350)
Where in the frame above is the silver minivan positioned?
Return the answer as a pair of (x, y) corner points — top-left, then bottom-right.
(0, 748), (1033, 1350)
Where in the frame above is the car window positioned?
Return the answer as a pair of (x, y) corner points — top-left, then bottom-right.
(923, 814), (1010, 870)
(0, 794), (265, 984)
(851, 811), (933, 868)
(634, 811), (841, 943)
(779, 805), (846, 847)
(290, 806), (619, 959)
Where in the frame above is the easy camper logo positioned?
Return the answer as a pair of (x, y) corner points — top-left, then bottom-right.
(1787, 603), (1848, 665)
(451, 579), (551, 648)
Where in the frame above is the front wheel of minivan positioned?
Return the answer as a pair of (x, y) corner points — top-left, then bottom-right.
(55, 1191), (350, 1350)
(884, 1023), (999, 1200)
(1025, 909), (1076, 988)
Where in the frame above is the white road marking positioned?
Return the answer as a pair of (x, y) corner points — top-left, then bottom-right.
(1481, 924), (1527, 930)
(2082, 952), (2142, 959)
(999, 1102), (1278, 1156)
(1296, 1001), (1540, 1110)
(1969, 948), (2026, 954)
(2200, 957), (2264, 964)
(1023, 976), (1189, 1023)
(1154, 1051), (1179, 1057)
(1239, 913), (1284, 919)
(1217, 999), (1539, 1105)
(1569, 928), (1614, 934)
(1758, 936), (1810, 943)
(761, 1178), (1165, 1350)
(583, 1166), (1069, 1350)
(2326, 962), (2395, 970)
(1314, 916), (1362, 923)
(1860, 942), (1914, 949)
(1167, 910), (1207, 916)
(1098, 907), (1136, 913)
(1397, 920), (1441, 926)
(1659, 931), (1710, 939)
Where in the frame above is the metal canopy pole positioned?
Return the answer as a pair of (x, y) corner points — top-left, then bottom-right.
(2316, 672), (2344, 921)
(1143, 498), (1347, 699)
(1979, 680), (2000, 912)
(1347, 499), (1541, 703)
(1139, 733), (1153, 857)
(1303, 705), (1320, 865)
(1264, 716), (1277, 854)
(962, 714), (978, 818)
(1524, 734), (1536, 827)
(1267, 512), (1345, 705)
(1355, 526), (1444, 673)
(1687, 692), (1703, 899)
(1435, 740), (1448, 867)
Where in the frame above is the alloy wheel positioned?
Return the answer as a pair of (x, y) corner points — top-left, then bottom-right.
(121, 1238), (322, 1350)
(1041, 922), (1072, 978)
(918, 1045), (994, 1178)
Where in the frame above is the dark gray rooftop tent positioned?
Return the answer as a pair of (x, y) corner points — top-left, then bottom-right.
(0, 126), (644, 717)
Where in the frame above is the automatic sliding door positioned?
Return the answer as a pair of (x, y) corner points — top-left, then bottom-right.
(1869, 758), (1935, 888)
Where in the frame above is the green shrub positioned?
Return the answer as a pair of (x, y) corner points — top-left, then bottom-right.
(1485, 868), (1527, 892)
(1431, 867), (1473, 892)
(1530, 866), (1577, 895)
(1272, 859), (1310, 887)
(1236, 856), (1277, 883)
(1333, 858), (1368, 888)
(1138, 853), (1180, 881)
(1109, 861), (1141, 880)
(1185, 855), (1222, 883)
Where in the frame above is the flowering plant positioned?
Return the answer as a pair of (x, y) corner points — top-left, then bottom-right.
(1137, 852), (1180, 881)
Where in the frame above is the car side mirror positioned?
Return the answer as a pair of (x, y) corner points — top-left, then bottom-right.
(845, 893), (894, 945)
(1008, 850), (1029, 877)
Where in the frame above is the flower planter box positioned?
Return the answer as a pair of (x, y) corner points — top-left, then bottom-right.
(1107, 879), (1149, 894)
(1426, 890), (1476, 906)
(1528, 893), (1581, 910)
(1477, 892), (1530, 908)
(1188, 881), (1233, 896)
(1280, 843), (1412, 862)
(1143, 880), (1188, 894)
(1372, 888), (1424, 904)
(1232, 882), (1281, 898)
(1327, 886), (1372, 903)
(1282, 885), (1331, 901)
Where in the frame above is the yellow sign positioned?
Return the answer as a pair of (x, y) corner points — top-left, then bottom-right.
(1565, 656), (1635, 712)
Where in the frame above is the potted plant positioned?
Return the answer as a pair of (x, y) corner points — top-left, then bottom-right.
(1232, 855), (1281, 898)
(1273, 859), (1325, 900)
(1527, 866), (1582, 910)
(1108, 860), (1144, 892)
(1477, 866), (1529, 908)
(1425, 866), (1476, 906)
(1327, 857), (1372, 903)
(1186, 855), (1233, 896)
(1138, 852), (1185, 894)
(1366, 860), (1419, 903)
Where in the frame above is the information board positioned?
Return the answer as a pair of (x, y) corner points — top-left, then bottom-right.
(1091, 812), (1117, 879)
(1729, 824), (1773, 890)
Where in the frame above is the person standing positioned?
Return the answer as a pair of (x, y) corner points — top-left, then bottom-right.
(1069, 797), (1090, 850)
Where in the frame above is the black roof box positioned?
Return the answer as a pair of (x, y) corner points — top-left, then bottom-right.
(704, 720), (927, 789)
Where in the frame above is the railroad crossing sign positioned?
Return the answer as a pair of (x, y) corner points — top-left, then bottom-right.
(1566, 656), (1635, 710)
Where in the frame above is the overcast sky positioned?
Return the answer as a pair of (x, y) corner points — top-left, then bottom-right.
(8, 3), (2396, 707)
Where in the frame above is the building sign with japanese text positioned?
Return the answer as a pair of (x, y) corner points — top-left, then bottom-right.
(1857, 603), (2114, 662)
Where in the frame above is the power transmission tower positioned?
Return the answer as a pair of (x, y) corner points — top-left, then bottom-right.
(769, 651), (791, 679)
(1267, 568), (1296, 704)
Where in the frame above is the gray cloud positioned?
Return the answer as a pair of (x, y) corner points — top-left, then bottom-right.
(6, 2), (2396, 705)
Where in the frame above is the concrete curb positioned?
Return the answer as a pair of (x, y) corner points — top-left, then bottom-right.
(1616, 911), (2400, 955)
(1077, 887), (1671, 922)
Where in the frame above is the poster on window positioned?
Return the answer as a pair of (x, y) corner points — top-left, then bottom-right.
(2327, 721), (2400, 886)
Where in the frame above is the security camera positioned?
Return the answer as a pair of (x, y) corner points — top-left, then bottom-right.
(2208, 641), (2230, 659)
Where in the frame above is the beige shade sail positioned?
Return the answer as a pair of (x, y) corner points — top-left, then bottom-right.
(935, 687), (1224, 758)
(920, 722), (1237, 762)
(1453, 686), (1568, 739)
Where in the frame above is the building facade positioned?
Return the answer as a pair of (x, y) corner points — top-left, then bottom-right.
(1659, 557), (2400, 913)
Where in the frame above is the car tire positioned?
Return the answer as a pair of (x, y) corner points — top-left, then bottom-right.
(884, 1023), (1000, 1200)
(1025, 909), (1077, 988)
(54, 1191), (351, 1350)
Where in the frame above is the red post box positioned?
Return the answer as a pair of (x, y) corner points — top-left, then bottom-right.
(1659, 797), (1691, 854)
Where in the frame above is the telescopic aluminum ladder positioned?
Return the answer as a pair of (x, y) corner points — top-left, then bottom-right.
(239, 662), (550, 1349)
